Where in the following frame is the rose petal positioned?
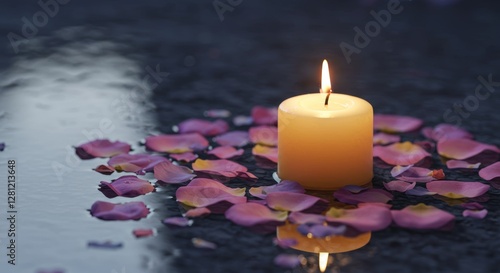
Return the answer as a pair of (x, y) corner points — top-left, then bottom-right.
(266, 192), (329, 214)
(75, 139), (130, 159)
(93, 165), (115, 175)
(462, 209), (488, 219)
(154, 161), (196, 184)
(391, 203), (455, 230)
(325, 205), (392, 232)
(374, 114), (423, 133)
(299, 224), (347, 238)
(437, 139), (500, 160)
(446, 160), (481, 169)
(273, 237), (298, 249)
(184, 207), (211, 218)
(251, 106), (278, 125)
(422, 124), (473, 142)
(383, 180), (416, 192)
(87, 241), (123, 249)
(133, 229), (154, 238)
(233, 115), (253, 126)
(249, 180), (305, 199)
(176, 186), (247, 213)
(213, 131), (250, 147)
(373, 132), (401, 145)
(170, 152), (198, 163)
(145, 133), (209, 153)
(225, 203), (287, 230)
(249, 126), (278, 146)
(192, 238), (217, 249)
(288, 211), (326, 225)
(162, 217), (193, 227)
(391, 166), (445, 182)
(426, 181), (490, 199)
(108, 154), (169, 174)
(373, 142), (431, 165)
(333, 187), (393, 204)
(479, 161), (500, 181)
(405, 186), (436, 196)
(192, 159), (248, 178)
(273, 254), (302, 269)
(187, 178), (246, 196)
(204, 109), (231, 118)
(460, 202), (484, 210)
(90, 201), (149, 221)
(207, 146), (244, 159)
(100, 175), (154, 198)
(252, 144), (278, 163)
(178, 119), (229, 136)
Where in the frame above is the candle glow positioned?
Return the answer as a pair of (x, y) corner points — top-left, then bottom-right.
(319, 252), (329, 272)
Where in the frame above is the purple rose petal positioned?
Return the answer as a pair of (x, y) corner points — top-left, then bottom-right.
(225, 202), (287, 231)
(154, 161), (196, 184)
(373, 142), (431, 166)
(108, 154), (169, 174)
(207, 146), (244, 159)
(249, 180), (305, 199)
(187, 178), (246, 196)
(422, 124), (473, 142)
(133, 229), (154, 238)
(251, 106), (278, 125)
(426, 180), (490, 199)
(446, 160), (481, 169)
(266, 192), (329, 214)
(333, 187), (393, 204)
(273, 254), (302, 269)
(178, 118), (229, 136)
(213, 131), (250, 147)
(252, 144), (278, 163)
(192, 237), (218, 249)
(170, 152), (198, 163)
(163, 217), (193, 227)
(479, 161), (500, 181)
(176, 186), (247, 213)
(90, 201), (149, 221)
(75, 139), (131, 159)
(288, 211), (326, 225)
(325, 205), (392, 232)
(383, 180), (416, 192)
(249, 126), (278, 146)
(192, 159), (249, 178)
(99, 175), (154, 198)
(463, 209), (488, 219)
(374, 114), (423, 133)
(391, 204), (455, 230)
(145, 133), (209, 153)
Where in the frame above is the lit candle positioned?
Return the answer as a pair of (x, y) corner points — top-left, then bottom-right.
(278, 60), (373, 190)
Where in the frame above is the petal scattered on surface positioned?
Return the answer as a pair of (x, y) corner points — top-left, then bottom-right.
(162, 217), (193, 227)
(288, 211), (326, 225)
(133, 229), (154, 238)
(178, 119), (229, 136)
(446, 160), (481, 169)
(391, 203), (455, 230)
(233, 115), (253, 126)
(374, 114), (423, 133)
(154, 161), (196, 184)
(145, 133), (209, 153)
(75, 139), (130, 159)
(333, 187), (393, 204)
(108, 154), (169, 174)
(391, 166), (445, 182)
(192, 238), (217, 249)
(184, 207), (211, 218)
(192, 159), (248, 178)
(383, 180), (416, 192)
(479, 161), (500, 181)
(249, 180), (305, 199)
(207, 146), (244, 159)
(325, 205), (392, 232)
(373, 132), (401, 145)
(437, 138), (500, 160)
(251, 106), (278, 125)
(266, 192), (329, 213)
(273, 254), (302, 269)
(463, 209), (488, 219)
(170, 152), (198, 163)
(460, 202), (484, 210)
(225, 202), (287, 228)
(252, 144), (278, 163)
(373, 142), (431, 165)
(422, 124), (473, 142)
(187, 178), (246, 196)
(204, 109), (231, 118)
(93, 165), (115, 175)
(90, 201), (149, 221)
(405, 186), (436, 196)
(273, 237), (298, 249)
(298, 224), (347, 238)
(426, 181), (490, 199)
(249, 126), (278, 146)
(176, 186), (247, 213)
(213, 131), (250, 147)
(100, 175), (154, 198)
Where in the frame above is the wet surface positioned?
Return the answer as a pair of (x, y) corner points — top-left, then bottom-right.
(1, 0), (500, 272)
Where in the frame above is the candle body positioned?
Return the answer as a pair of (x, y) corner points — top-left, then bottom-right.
(278, 93), (373, 190)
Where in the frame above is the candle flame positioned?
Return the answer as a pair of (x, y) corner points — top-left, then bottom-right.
(319, 252), (329, 272)
(320, 60), (332, 93)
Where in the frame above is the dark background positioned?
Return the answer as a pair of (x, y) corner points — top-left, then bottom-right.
(0, 0), (499, 272)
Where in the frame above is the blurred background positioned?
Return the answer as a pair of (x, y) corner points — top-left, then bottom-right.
(0, 0), (499, 272)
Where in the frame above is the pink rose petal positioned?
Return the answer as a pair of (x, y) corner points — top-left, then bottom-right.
(233, 115), (253, 126)
(225, 203), (287, 231)
(204, 109), (231, 118)
(178, 119), (228, 136)
(251, 106), (278, 125)
(325, 205), (392, 232)
(154, 161), (196, 184)
(187, 178), (246, 196)
(383, 180), (416, 192)
(176, 186), (247, 213)
(446, 160), (481, 169)
(192, 159), (249, 178)
(373, 142), (431, 166)
(479, 161), (500, 181)
(249, 126), (278, 146)
(288, 211), (326, 225)
(145, 133), (209, 153)
(333, 187), (393, 204)
(133, 229), (154, 238)
(192, 238), (217, 249)
(213, 131), (250, 147)
(374, 114), (423, 133)
(426, 180), (490, 199)
(207, 146), (244, 159)
(422, 124), (473, 142)
(462, 209), (488, 219)
(99, 175), (154, 198)
(391, 166), (445, 182)
(437, 139), (500, 160)
(93, 165), (115, 175)
(373, 132), (401, 145)
(252, 144), (278, 163)
(75, 139), (130, 159)
(184, 207), (211, 218)
(391, 203), (455, 230)
(108, 154), (169, 174)
(273, 254), (302, 269)
(249, 180), (305, 199)
(266, 192), (329, 214)
(163, 217), (193, 227)
(170, 152), (198, 163)
(90, 201), (149, 221)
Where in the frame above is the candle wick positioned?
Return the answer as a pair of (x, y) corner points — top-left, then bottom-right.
(324, 89), (332, 106)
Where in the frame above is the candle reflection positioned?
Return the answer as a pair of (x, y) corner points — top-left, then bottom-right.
(318, 252), (329, 272)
